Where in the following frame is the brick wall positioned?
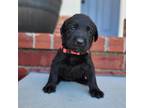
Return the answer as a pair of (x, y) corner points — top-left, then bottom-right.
(18, 16), (126, 78)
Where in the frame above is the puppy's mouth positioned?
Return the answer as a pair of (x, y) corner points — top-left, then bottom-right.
(71, 46), (87, 52)
(73, 48), (82, 52)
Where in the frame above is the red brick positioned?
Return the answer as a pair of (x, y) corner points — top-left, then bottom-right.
(30, 52), (43, 66)
(54, 34), (62, 49)
(109, 37), (125, 52)
(92, 53), (124, 70)
(18, 68), (28, 80)
(54, 27), (61, 34)
(18, 32), (33, 48)
(96, 71), (126, 76)
(18, 49), (57, 66)
(90, 36), (105, 51)
(53, 16), (70, 33)
(19, 50), (32, 65)
(35, 33), (50, 49)
(39, 52), (56, 66)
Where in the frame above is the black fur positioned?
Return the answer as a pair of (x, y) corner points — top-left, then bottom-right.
(43, 14), (104, 98)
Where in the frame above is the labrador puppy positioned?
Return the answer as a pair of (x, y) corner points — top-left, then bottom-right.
(43, 14), (104, 98)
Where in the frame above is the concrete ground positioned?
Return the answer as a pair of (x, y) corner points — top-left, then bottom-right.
(18, 72), (126, 108)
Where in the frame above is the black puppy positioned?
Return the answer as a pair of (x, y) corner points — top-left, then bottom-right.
(43, 14), (104, 98)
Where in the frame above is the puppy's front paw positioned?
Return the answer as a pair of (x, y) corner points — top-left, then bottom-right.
(89, 89), (104, 98)
(43, 84), (56, 93)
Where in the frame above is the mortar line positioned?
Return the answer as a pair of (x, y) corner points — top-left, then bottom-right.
(32, 33), (36, 48)
(50, 33), (54, 49)
(104, 37), (109, 51)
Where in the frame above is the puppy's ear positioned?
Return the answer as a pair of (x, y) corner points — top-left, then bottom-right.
(60, 19), (68, 36)
(60, 17), (72, 36)
(93, 25), (98, 42)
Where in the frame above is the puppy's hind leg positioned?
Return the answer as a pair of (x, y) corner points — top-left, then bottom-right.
(75, 76), (88, 85)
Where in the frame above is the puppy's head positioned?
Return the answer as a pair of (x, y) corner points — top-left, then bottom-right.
(60, 14), (98, 52)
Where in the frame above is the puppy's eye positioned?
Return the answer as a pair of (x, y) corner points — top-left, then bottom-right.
(86, 26), (90, 31)
(70, 24), (78, 30)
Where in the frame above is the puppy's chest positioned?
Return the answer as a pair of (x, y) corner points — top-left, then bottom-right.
(65, 57), (83, 65)
(59, 57), (86, 80)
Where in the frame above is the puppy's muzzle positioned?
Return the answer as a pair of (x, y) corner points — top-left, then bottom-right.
(75, 38), (85, 47)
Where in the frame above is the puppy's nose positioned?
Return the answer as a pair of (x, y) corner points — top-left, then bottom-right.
(75, 38), (84, 46)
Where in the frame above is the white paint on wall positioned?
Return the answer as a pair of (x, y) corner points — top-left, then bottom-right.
(119, 0), (126, 37)
(60, 0), (81, 16)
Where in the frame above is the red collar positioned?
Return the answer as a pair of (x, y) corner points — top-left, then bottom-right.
(60, 47), (88, 55)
